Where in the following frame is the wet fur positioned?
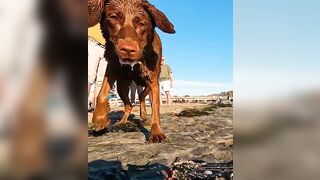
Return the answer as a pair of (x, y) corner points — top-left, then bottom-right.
(88, 0), (175, 143)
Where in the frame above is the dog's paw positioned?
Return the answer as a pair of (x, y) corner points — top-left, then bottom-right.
(92, 117), (111, 131)
(149, 124), (166, 143)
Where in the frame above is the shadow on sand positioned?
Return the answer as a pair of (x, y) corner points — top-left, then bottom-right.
(88, 111), (150, 141)
(88, 159), (170, 180)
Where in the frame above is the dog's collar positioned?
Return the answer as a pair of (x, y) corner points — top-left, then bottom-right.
(119, 58), (142, 71)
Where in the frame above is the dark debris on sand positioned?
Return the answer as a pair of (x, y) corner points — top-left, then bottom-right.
(176, 109), (210, 117)
(176, 104), (220, 117)
(88, 158), (233, 180)
(171, 158), (233, 180)
(176, 103), (233, 117)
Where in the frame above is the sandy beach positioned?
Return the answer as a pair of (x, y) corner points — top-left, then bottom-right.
(88, 103), (233, 179)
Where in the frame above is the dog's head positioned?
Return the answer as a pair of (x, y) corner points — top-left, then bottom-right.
(88, 0), (175, 64)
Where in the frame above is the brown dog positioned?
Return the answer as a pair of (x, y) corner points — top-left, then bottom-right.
(88, 0), (175, 143)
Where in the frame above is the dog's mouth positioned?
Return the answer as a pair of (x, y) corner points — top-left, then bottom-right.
(119, 58), (141, 70)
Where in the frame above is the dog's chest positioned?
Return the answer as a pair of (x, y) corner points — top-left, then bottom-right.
(120, 63), (152, 86)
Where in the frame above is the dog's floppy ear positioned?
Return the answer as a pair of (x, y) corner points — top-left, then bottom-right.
(143, 2), (175, 34)
(88, 0), (106, 27)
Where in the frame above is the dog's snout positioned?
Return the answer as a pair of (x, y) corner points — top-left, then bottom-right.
(119, 44), (137, 54)
(117, 39), (141, 60)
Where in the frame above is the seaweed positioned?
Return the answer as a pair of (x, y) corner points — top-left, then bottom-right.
(177, 109), (210, 117)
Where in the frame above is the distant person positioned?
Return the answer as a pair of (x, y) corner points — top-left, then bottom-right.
(88, 36), (107, 112)
(109, 84), (119, 107)
(159, 56), (173, 105)
(130, 81), (143, 105)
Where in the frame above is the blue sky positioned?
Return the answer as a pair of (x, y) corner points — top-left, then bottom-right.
(234, 0), (320, 103)
(149, 0), (233, 95)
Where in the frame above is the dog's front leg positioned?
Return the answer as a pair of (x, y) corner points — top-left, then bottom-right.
(149, 82), (166, 143)
(117, 80), (132, 124)
(139, 86), (150, 123)
(92, 76), (113, 131)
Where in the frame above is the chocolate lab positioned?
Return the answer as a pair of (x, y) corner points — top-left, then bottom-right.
(88, 0), (175, 142)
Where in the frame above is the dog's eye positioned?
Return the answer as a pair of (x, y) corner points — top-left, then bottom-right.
(138, 21), (147, 27)
(108, 14), (118, 20)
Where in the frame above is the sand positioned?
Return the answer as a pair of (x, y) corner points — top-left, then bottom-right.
(88, 103), (233, 179)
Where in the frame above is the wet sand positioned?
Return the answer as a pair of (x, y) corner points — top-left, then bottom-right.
(88, 103), (233, 179)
